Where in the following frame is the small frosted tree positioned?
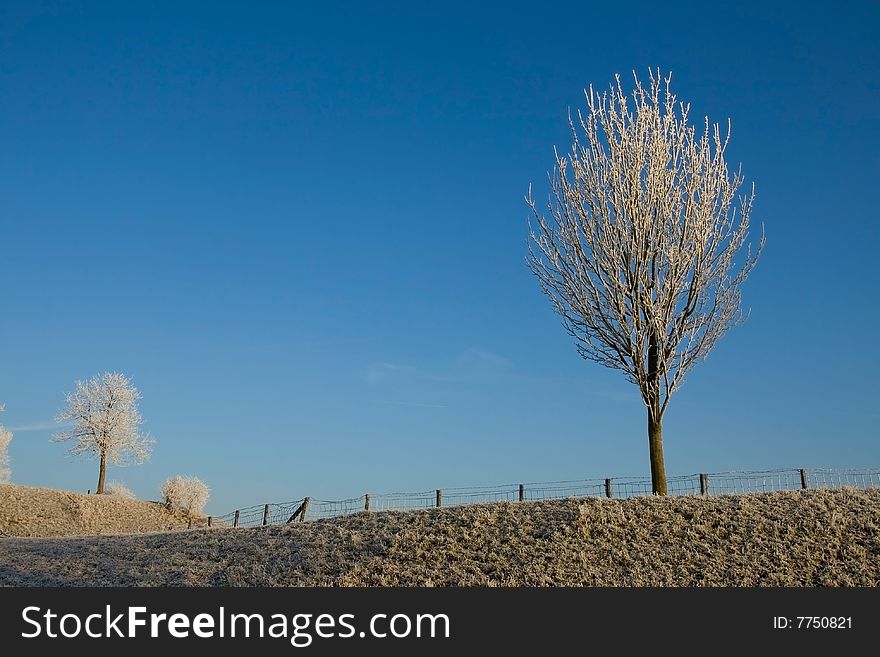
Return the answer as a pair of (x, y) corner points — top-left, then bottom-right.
(161, 475), (210, 515)
(104, 480), (136, 499)
(53, 372), (154, 494)
(0, 404), (12, 484)
(528, 70), (763, 494)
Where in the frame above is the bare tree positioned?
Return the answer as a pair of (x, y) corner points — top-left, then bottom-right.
(53, 372), (154, 494)
(527, 70), (763, 495)
(0, 404), (12, 484)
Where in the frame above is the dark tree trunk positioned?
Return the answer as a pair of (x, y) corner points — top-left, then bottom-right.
(96, 452), (107, 494)
(647, 330), (668, 495)
(647, 410), (667, 495)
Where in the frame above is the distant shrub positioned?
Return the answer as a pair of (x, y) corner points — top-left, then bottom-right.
(0, 428), (12, 484)
(104, 480), (136, 499)
(160, 475), (210, 515)
(0, 405), (12, 484)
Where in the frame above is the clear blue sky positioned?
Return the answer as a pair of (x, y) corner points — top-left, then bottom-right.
(1, 1), (877, 515)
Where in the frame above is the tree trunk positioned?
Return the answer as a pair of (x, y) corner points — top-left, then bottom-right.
(646, 330), (668, 495)
(96, 452), (107, 494)
(647, 410), (667, 495)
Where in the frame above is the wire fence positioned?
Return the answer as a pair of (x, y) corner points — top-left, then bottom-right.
(208, 466), (880, 529)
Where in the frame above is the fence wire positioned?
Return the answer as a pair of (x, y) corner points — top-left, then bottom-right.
(523, 479), (605, 501)
(808, 468), (880, 490)
(213, 466), (880, 528)
(368, 491), (436, 513)
(309, 497), (368, 520)
(705, 469), (803, 495)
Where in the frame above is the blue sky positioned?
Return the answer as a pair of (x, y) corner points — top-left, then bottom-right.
(1, 1), (877, 515)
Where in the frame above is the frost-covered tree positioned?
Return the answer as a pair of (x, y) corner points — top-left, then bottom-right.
(53, 372), (154, 494)
(528, 70), (763, 495)
(161, 475), (210, 515)
(104, 480), (136, 499)
(0, 404), (12, 484)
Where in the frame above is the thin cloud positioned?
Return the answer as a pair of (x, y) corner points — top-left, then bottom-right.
(364, 348), (515, 388)
(454, 347), (514, 372)
(297, 336), (377, 349)
(7, 420), (61, 432)
(372, 400), (449, 409)
(363, 362), (419, 385)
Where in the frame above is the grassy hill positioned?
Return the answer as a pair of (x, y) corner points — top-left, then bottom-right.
(0, 486), (877, 586)
(0, 483), (203, 538)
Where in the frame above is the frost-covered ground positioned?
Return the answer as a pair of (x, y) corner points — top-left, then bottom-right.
(0, 483), (203, 538)
(1, 487), (877, 586)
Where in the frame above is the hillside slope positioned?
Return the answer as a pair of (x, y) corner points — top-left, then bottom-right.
(0, 483), (203, 538)
(0, 488), (877, 586)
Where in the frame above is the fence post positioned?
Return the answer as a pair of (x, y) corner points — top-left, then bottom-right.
(364, 494), (371, 512)
(233, 510), (240, 528)
(605, 478), (613, 498)
(800, 469), (809, 490)
(207, 516), (212, 528)
(262, 504), (270, 526)
(519, 483), (525, 502)
(700, 473), (710, 496)
(435, 489), (442, 508)
(300, 497), (310, 521)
